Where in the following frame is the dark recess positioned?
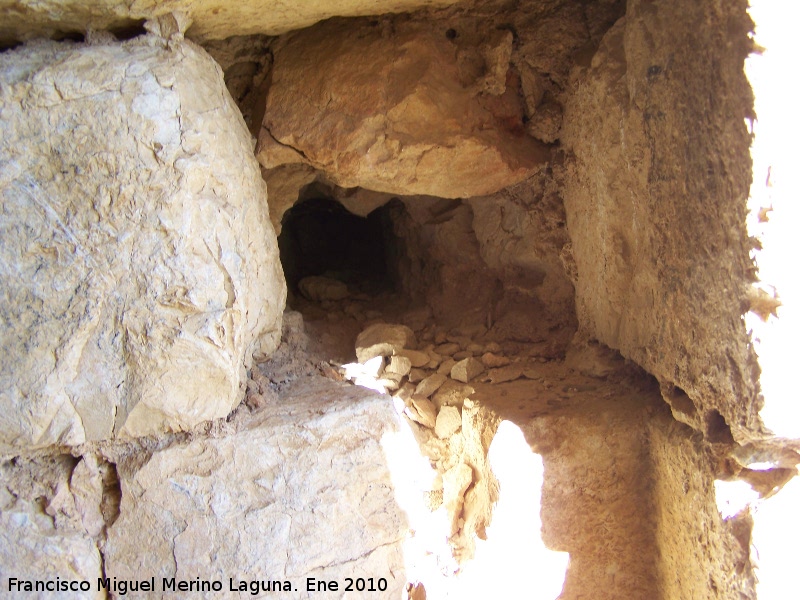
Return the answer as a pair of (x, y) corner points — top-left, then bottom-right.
(278, 197), (398, 297)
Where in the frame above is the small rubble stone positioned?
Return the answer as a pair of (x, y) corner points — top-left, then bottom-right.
(435, 406), (462, 439)
(434, 330), (448, 344)
(484, 341), (502, 353)
(386, 355), (412, 377)
(450, 357), (485, 383)
(298, 276), (349, 301)
(481, 352), (511, 368)
(356, 323), (417, 363)
(392, 382), (415, 404)
(414, 374), (448, 398)
(466, 343), (484, 354)
(425, 352), (442, 369)
(378, 377), (400, 391)
(453, 350), (473, 360)
(408, 368), (428, 383)
(407, 398), (437, 428)
(487, 364), (524, 383)
(432, 380), (474, 408)
(437, 358), (457, 375)
(397, 349), (431, 368)
(434, 342), (460, 356)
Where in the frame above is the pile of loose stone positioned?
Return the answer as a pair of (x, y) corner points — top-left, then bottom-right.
(346, 322), (505, 438)
(340, 320), (534, 549)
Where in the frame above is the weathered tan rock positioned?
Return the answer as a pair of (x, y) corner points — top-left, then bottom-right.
(298, 275), (349, 301)
(397, 349), (431, 368)
(435, 406), (462, 439)
(441, 463), (473, 536)
(407, 398), (437, 429)
(486, 364), (524, 384)
(435, 342), (461, 357)
(432, 380), (474, 408)
(0, 0), (462, 45)
(386, 355), (413, 378)
(0, 456), (106, 596)
(437, 358), (457, 375)
(414, 373), (448, 399)
(258, 19), (550, 199)
(561, 1), (763, 442)
(480, 352), (511, 368)
(450, 357), (485, 383)
(0, 37), (285, 448)
(355, 323), (417, 363)
(0, 498), (104, 596)
(105, 377), (408, 596)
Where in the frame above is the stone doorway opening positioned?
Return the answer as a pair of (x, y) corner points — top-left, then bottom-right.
(278, 195), (398, 300)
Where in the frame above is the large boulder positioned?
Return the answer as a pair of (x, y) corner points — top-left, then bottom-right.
(0, 35), (285, 448)
(257, 19), (550, 198)
(104, 377), (409, 597)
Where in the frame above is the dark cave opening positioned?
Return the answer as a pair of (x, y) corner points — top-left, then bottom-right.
(278, 196), (400, 300)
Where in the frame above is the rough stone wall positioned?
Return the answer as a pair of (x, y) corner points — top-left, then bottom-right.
(561, 0), (763, 442)
(0, 0), (462, 45)
(0, 35), (285, 448)
(648, 414), (755, 599)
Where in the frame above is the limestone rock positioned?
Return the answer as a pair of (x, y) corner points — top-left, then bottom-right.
(355, 323), (417, 363)
(437, 358), (457, 375)
(414, 374), (448, 399)
(105, 377), (408, 595)
(258, 19), (549, 198)
(561, 3), (763, 441)
(0, 498), (104, 597)
(0, 458), (105, 597)
(398, 349), (431, 368)
(487, 364), (524, 384)
(386, 355), (413, 378)
(407, 398), (437, 429)
(408, 368), (428, 383)
(432, 380), (475, 408)
(435, 342), (461, 357)
(298, 275), (349, 301)
(0, 37), (285, 448)
(435, 406), (462, 439)
(442, 463), (473, 536)
(0, 0), (462, 45)
(450, 357), (485, 383)
(481, 352), (511, 368)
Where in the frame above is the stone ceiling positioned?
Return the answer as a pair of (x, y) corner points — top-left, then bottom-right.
(0, 0), (466, 45)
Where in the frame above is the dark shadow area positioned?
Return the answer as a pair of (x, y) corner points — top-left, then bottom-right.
(109, 19), (148, 41)
(278, 196), (397, 297)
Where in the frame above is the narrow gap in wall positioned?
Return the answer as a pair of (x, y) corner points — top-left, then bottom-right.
(51, 30), (85, 43)
(0, 40), (21, 53)
(108, 19), (148, 41)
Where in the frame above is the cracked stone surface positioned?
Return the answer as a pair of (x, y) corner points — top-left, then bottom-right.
(257, 18), (550, 198)
(104, 376), (409, 597)
(0, 35), (285, 448)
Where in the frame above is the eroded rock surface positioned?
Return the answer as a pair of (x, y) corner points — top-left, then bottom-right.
(0, 0), (462, 45)
(562, 0), (762, 442)
(0, 37), (285, 448)
(104, 376), (408, 597)
(258, 18), (550, 198)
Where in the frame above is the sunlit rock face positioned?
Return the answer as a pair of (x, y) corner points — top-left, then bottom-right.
(0, 0), (462, 45)
(0, 36), (285, 448)
(257, 18), (551, 199)
(104, 377), (409, 596)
